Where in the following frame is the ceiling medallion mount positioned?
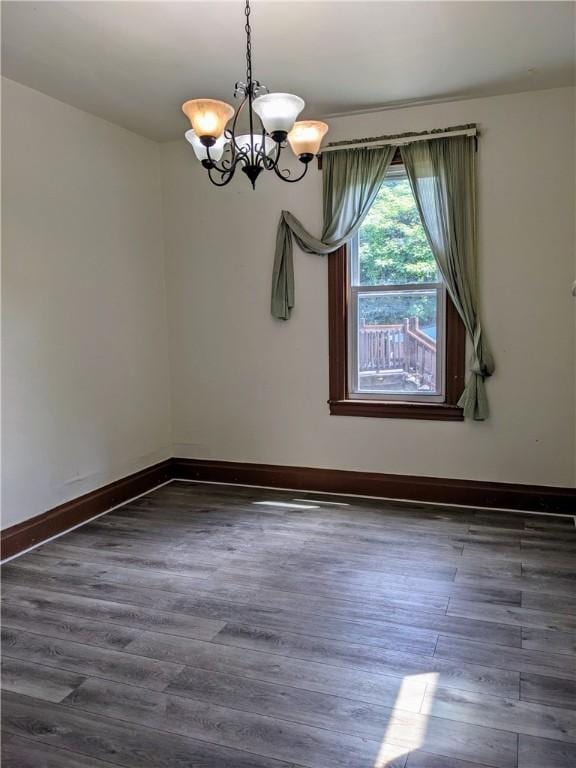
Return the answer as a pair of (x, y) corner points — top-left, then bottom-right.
(181, 0), (329, 189)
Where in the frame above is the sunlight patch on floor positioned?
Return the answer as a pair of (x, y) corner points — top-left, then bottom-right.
(292, 498), (351, 506)
(374, 673), (439, 767)
(252, 501), (320, 509)
(373, 741), (411, 768)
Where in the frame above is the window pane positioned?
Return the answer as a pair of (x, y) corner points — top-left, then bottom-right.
(355, 290), (439, 395)
(357, 172), (438, 286)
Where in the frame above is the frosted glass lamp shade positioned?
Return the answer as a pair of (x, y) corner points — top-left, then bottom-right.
(252, 93), (305, 137)
(235, 133), (276, 157)
(288, 121), (329, 157)
(181, 99), (234, 140)
(185, 130), (228, 162)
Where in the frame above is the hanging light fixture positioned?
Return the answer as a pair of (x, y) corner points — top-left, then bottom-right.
(181, 0), (329, 189)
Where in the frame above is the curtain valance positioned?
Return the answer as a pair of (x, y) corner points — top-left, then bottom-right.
(321, 124), (477, 153)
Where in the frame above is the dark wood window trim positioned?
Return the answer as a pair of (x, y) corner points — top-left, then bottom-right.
(328, 245), (466, 421)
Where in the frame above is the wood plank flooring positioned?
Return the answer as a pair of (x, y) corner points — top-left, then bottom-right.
(2, 481), (576, 767)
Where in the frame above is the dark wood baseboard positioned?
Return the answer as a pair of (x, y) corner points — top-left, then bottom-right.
(1, 459), (172, 560)
(172, 457), (576, 516)
(3, 456), (574, 561)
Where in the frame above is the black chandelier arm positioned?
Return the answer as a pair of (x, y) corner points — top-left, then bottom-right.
(261, 152), (275, 171)
(273, 160), (311, 184)
(204, 143), (231, 174)
(205, 137), (252, 172)
(227, 123), (269, 170)
(254, 126), (270, 168)
(222, 134), (237, 168)
(232, 145), (251, 165)
(206, 165), (237, 187)
(203, 140), (261, 187)
(218, 155), (234, 172)
(260, 133), (281, 171)
(229, 93), (248, 150)
(268, 140), (312, 181)
(227, 99), (267, 170)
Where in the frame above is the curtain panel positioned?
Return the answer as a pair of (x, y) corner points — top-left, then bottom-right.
(270, 130), (493, 420)
(400, 136), (493, 420)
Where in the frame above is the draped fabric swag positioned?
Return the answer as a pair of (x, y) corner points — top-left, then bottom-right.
(270, 128), (493, 420)
(271, 146), (395, 321)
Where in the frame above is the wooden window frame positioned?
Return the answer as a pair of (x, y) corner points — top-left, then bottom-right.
(328, 153), (466, 421)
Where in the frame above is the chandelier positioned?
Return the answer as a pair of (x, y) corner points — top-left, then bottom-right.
(181, 0), (329, 189)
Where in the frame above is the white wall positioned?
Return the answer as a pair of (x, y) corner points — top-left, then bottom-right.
(3, 82), (574, 531)
(2, 78), (172, 528)
(162, 87), (576, 487)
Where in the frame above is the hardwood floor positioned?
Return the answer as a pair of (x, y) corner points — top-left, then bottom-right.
(2, 482), (576, 767)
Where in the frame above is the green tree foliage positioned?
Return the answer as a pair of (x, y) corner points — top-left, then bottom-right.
(358, 176), (438, 329)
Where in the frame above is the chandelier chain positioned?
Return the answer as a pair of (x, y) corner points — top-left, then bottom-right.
(245, 0), (252, 88)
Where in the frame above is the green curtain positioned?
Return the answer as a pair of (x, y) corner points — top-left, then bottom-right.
(401, 135), (494, 420)
(271, 146), (395, 320)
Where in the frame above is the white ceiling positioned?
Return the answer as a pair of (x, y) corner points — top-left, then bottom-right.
(2, 1), (574, 142)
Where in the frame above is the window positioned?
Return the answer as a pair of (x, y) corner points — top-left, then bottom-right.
(328, 152), (466, 420)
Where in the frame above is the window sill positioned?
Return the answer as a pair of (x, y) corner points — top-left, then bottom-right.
(328, 399), (464, 421)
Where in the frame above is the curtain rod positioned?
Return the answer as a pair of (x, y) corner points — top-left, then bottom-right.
(320, 127), (477, 154)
